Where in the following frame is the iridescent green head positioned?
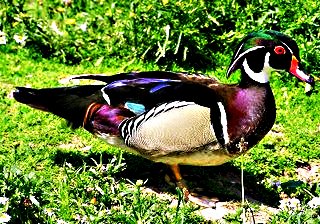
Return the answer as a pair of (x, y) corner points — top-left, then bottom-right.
(227, 30), (314, 85)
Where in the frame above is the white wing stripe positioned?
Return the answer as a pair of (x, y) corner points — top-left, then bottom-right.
(101, 88), (111, 105)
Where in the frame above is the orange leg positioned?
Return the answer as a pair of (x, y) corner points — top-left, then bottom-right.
(170, 164), (190, 200)
(170, 164), (217, 208)
(170, 164), (183, 181)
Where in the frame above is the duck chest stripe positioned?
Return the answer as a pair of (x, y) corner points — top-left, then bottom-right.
(210, 102), (228, 146)
(217, 102), (229, 144)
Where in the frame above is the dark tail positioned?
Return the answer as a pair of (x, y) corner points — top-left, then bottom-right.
(13, 85), (105, 128)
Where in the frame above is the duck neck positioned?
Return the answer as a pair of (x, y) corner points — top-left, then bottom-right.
(225, 69), (276, 154)
(239, 71), (270, 88)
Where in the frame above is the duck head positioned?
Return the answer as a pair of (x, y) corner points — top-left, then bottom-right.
(227, 30), (314, 86)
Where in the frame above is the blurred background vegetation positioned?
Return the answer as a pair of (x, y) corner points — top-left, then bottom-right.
(1, 0), (320, 74)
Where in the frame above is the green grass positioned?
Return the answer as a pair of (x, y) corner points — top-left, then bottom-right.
(1, 0), (320, 223)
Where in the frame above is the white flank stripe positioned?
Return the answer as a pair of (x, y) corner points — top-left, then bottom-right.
(145, 107), (155, 120)
(166, 101), (193, 109)
(180, 101), (195, 107)
(217, 102), (229, 144)
(120, 122), (127, 138)
(165, 101), (179, 109)
(133, 114), (145, 127)
(127, 120), (134, 135)
(153, 103), (167, 115)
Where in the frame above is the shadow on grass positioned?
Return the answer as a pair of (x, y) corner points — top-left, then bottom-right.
(53, 149), (280, 207)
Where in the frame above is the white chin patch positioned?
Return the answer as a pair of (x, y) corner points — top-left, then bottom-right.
(243, 52), (272, 84)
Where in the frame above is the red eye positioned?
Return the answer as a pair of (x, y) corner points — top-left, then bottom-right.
(274, 46), (286, 55)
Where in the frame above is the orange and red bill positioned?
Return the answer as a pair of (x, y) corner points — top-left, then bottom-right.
(289, 56), (314, 85)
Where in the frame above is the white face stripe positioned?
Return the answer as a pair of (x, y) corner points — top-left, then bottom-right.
(217, 102), (229, 144)
(233, 42), (245, 62)
(227, 46), (265, 75)
(243, 52), (273, 84)
(280, 41), (293, 54)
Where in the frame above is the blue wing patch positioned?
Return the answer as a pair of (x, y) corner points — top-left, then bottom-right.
(125, 102), (146, 115)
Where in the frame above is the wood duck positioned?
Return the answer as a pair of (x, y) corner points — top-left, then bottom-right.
(13, 30), (314, 207)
